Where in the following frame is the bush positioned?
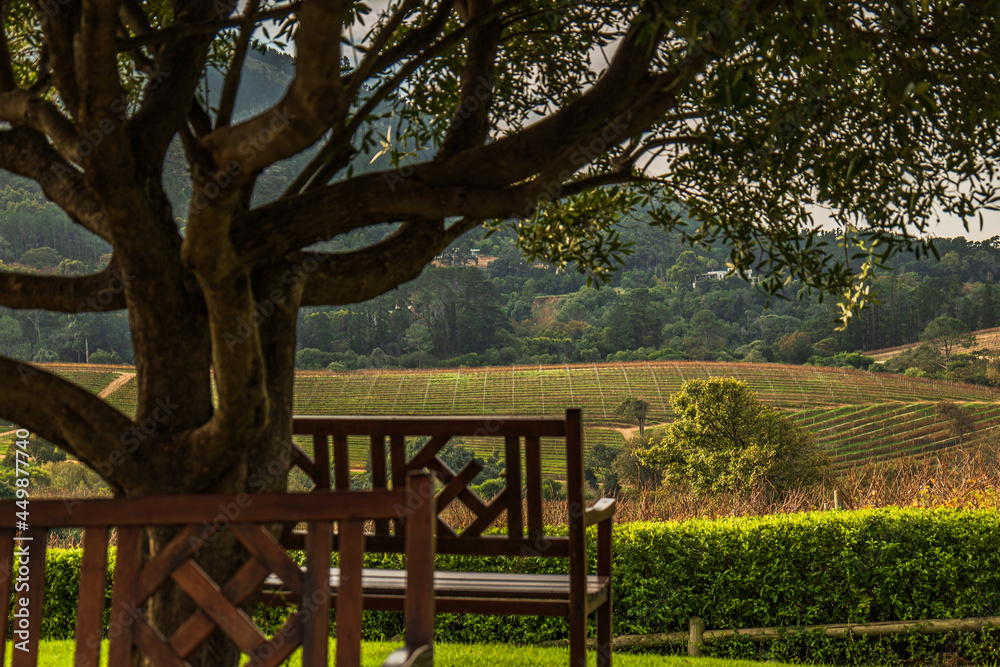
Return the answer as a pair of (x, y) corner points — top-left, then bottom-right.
(541, 478), (565, 500)
(296, 347), (335, 369)
(87, 349), (123, 365)
(21, 509), (1000, 665)
(2, 435), (67, 464)
(48, 461), (109, 492)
(473, 478), (504, 499)
(808, 352), (875, 369)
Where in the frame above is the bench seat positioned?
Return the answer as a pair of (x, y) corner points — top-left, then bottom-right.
(268, 568), (611, 614)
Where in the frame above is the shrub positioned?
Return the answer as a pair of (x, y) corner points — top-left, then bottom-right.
(87, 349), (123, 365)
(20, 509), (1000, 665)
(296, 347), (335, 370)
(48, 461), (109, 492)
(473, 478), (504, 499)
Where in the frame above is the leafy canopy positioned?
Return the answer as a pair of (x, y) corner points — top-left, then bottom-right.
(921, 316), (975, 364)
(1, 0), (999, 493)
(613, 396), (651, 436)
(642, 377), (829, 494)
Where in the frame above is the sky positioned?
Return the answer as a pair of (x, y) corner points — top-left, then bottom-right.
(930, 212), (999, 241)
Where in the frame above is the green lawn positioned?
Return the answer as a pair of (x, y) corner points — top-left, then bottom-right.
(9, 641), (818, 666)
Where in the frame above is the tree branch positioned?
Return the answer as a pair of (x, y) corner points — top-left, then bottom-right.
(344, 0), (421, 99)
(429, 7), (691, 188)
(215, 0), (261, 129)
(118, 0), (153, 37)
(232, 169), (537, 265)
(351, 0), (455, 90)
(0, 127), (111, 241)
(202, 0), (353, 177)
(76, 0), (125, 130)
(301, 217), (478, 305)
(437, 0), (500, 159)
(0, 0), (17, 92)
(557, 169), (646, 198)
(0, 90), (83, 163)
(29, 0), (81, 114)
(128, 5), (218, 167)
(0, 356), (138, 490)
(0, 262), (128, 312)
(116, 2), (301, 50)
(286, 0), (519, 195)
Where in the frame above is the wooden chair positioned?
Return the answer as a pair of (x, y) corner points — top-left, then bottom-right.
(0, 472), (436, 667)
(287, 408), (615, 667)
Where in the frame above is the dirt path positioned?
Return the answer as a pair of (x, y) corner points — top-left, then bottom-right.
(614, 426), (641, 440)
(98, 372), (135, 399)
(0, 372), (135, 439)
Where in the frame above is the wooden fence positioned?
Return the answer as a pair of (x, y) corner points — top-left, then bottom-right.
(552, 614), (1000, 656)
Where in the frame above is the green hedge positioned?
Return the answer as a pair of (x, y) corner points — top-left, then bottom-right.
(14, 508), (1000, 665)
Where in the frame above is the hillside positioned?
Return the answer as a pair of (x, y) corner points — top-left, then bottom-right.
(867, 325), (1000, 362)
(13, 361), (998, 477)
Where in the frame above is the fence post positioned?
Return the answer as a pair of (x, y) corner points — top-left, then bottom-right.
(833, 490), (841, 510)
(688, 616), (705, 657)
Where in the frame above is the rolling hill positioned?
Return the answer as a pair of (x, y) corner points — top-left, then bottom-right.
(866, 325), (1000, 362)
(10, 361), (998, 477)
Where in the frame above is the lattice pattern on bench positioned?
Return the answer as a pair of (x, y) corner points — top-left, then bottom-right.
(291, 415), (570, 542)
(0, 474), (436, 667)
(290, 409), (615, 667)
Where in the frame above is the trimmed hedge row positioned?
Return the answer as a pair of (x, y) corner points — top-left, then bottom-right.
(16, 508), (1000, 665)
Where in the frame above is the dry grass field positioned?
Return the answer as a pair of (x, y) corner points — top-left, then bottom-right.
(866, 325), (1000, 361)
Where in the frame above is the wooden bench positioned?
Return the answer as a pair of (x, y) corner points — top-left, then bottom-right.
(287, 408), (615, 667)
(0, 472), (436, 667)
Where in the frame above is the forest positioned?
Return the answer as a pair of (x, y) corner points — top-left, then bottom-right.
(2, 171), (999, 386)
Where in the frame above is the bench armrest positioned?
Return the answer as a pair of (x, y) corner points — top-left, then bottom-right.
(382, 644), (433, 667)
(584, 497), (616, 527)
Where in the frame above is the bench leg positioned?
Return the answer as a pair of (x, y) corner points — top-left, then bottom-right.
(596, 596), (612, 667)
(569, 604), (586, 667)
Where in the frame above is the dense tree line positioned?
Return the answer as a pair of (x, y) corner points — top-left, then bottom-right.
(4, 202), (1000, 377)
(291, 227), (1000, 379)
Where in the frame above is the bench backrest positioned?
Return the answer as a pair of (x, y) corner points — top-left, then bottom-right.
(291, 409), (585, 559)
(0, 473), (435, 667)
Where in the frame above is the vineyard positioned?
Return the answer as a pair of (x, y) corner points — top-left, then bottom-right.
(20, 361), (1000, 478)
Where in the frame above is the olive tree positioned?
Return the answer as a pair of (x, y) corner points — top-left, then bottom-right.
(0, 0), (998, 660)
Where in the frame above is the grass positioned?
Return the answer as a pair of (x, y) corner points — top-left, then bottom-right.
(7, 640), (819, 666)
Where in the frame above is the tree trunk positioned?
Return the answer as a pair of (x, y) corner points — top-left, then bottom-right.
(118, 255), (303, 665)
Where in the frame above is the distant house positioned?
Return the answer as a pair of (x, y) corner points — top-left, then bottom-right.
(692, 268), (758, 288)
